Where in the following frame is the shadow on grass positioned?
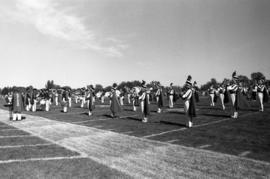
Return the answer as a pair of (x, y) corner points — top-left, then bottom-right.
(124, 116), (141, 122)
(201, 113), (230, 118)
(159, 120), (186, 127)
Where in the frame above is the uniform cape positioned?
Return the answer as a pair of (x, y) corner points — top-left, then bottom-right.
(252, 91), (257, 101)
(188, 91), (197, 117)
(234, 90), (250, 110)
(263, 88), (269, 103)
(213, 92), (218, 103)
(194, 91), (200, 103)
(157, 90), (164, 108)
(143, 93), (150, 116)
(86, 92), (95, 111)
(12, 93), (24, 113)
(224, 89), (230, 104)
(110, 91), (122, 116)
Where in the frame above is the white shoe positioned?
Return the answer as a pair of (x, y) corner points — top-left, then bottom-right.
(142, 118), (148, 123)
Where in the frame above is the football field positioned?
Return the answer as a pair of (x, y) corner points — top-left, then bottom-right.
(0, 97), (269, 178)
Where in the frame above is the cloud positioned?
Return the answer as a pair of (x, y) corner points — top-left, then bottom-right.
(2, 0), (127, 57)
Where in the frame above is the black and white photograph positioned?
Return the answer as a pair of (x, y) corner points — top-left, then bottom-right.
(0, 0), (270, 178)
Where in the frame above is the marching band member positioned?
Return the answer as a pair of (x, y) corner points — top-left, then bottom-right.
(25, 88), (32, 111)
(86, 85), (95, 116)
(11, 89), (24, 121)
(80, 88), (86, 108)
(217, 83), (226, 110)
(155, 83), (164, 113)
(193, 81), (200, 103)
(31, 88), (38, 112)
(227, 71), (240, 119)
(54, 90), (59, 106)
(44, 89), (51, 112)
(257, 79), (268, 112)
(131, 87), (139, 112)
(110, 83), (121, 118)
(181, 75), (196, 128)
(168, 83), (174, 108)
(119, 89), (125, 106)
(139, 80), (150, 123)
(208, 85), (216, 106)
(62, 89), (69, 113)
(100, 90), (105, 104)
(251, 83), (257, 101)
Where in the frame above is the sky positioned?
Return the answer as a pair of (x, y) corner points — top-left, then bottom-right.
(0, 0), (270, 88)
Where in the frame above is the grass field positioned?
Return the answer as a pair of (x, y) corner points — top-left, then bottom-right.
(0, 96), (269, 178)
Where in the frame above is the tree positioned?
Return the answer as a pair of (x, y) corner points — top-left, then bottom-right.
(94, 84), (103, 93)
(45, 80), (55, 89)
(238, 75), (251, 86)
(251, 72), (265, 82)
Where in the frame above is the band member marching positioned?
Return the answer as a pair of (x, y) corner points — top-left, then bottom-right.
(155, 83), (164, 113)
(168, 83), (174, 108)
(25, 88), (32, 111)
(139, 80), (151, 123)
(31, 88), (38, 112)
(257, 79), (268, 112)
(193, 81), (200, 103)
(62, 88), (69, 113)
(208, 85), (216, 106)
(181, 75), (196, 128)
(86, 85), (95, 116)
(217, 83), (226, 110)
(110, 83), (122, 118)
(80, 88), (86, 108)
(227, 71), (240, 119)
(251, 83), (257, 101)
(11, 89), (24, 121)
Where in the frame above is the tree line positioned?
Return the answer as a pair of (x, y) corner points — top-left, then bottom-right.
(0, 72), (269, 95)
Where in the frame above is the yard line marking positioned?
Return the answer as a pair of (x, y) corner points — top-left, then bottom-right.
(0, 128), (20, 131)
(143, 128), (186, 138)
(166, 139), (179, 143)
(239, 151), (251, 157)
(0, 135), (32, 138)
(198, 144), (211, 149)
(0, 155), (87, 164)
(70, 114), (139, 124)
(0, 143), (52, 149)
(144, 111), (260, 138)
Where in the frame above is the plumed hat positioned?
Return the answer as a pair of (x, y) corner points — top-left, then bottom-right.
(141, 80), (146, 88)
(112, 83), (118, 89)
(186, 75), (192, 86)
(232, 71), (239, 81)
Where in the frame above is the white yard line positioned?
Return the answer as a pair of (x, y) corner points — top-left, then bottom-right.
(71, 114), (138, 124)
(198, 144), (212, 149)
(0, 135), (33, 138)
(143, 128), (186, 138)
(0, 155), (87, 164)
(0, 143), (52, 149)
(143, 111), (260, 139)
(0, 109), (269, 178)
(239, 151), (251, 157)
(166, 139), (179, 143)
(0, 128), (20, 131)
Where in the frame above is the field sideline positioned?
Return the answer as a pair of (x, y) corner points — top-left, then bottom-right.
(0, 97), (269, 178)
